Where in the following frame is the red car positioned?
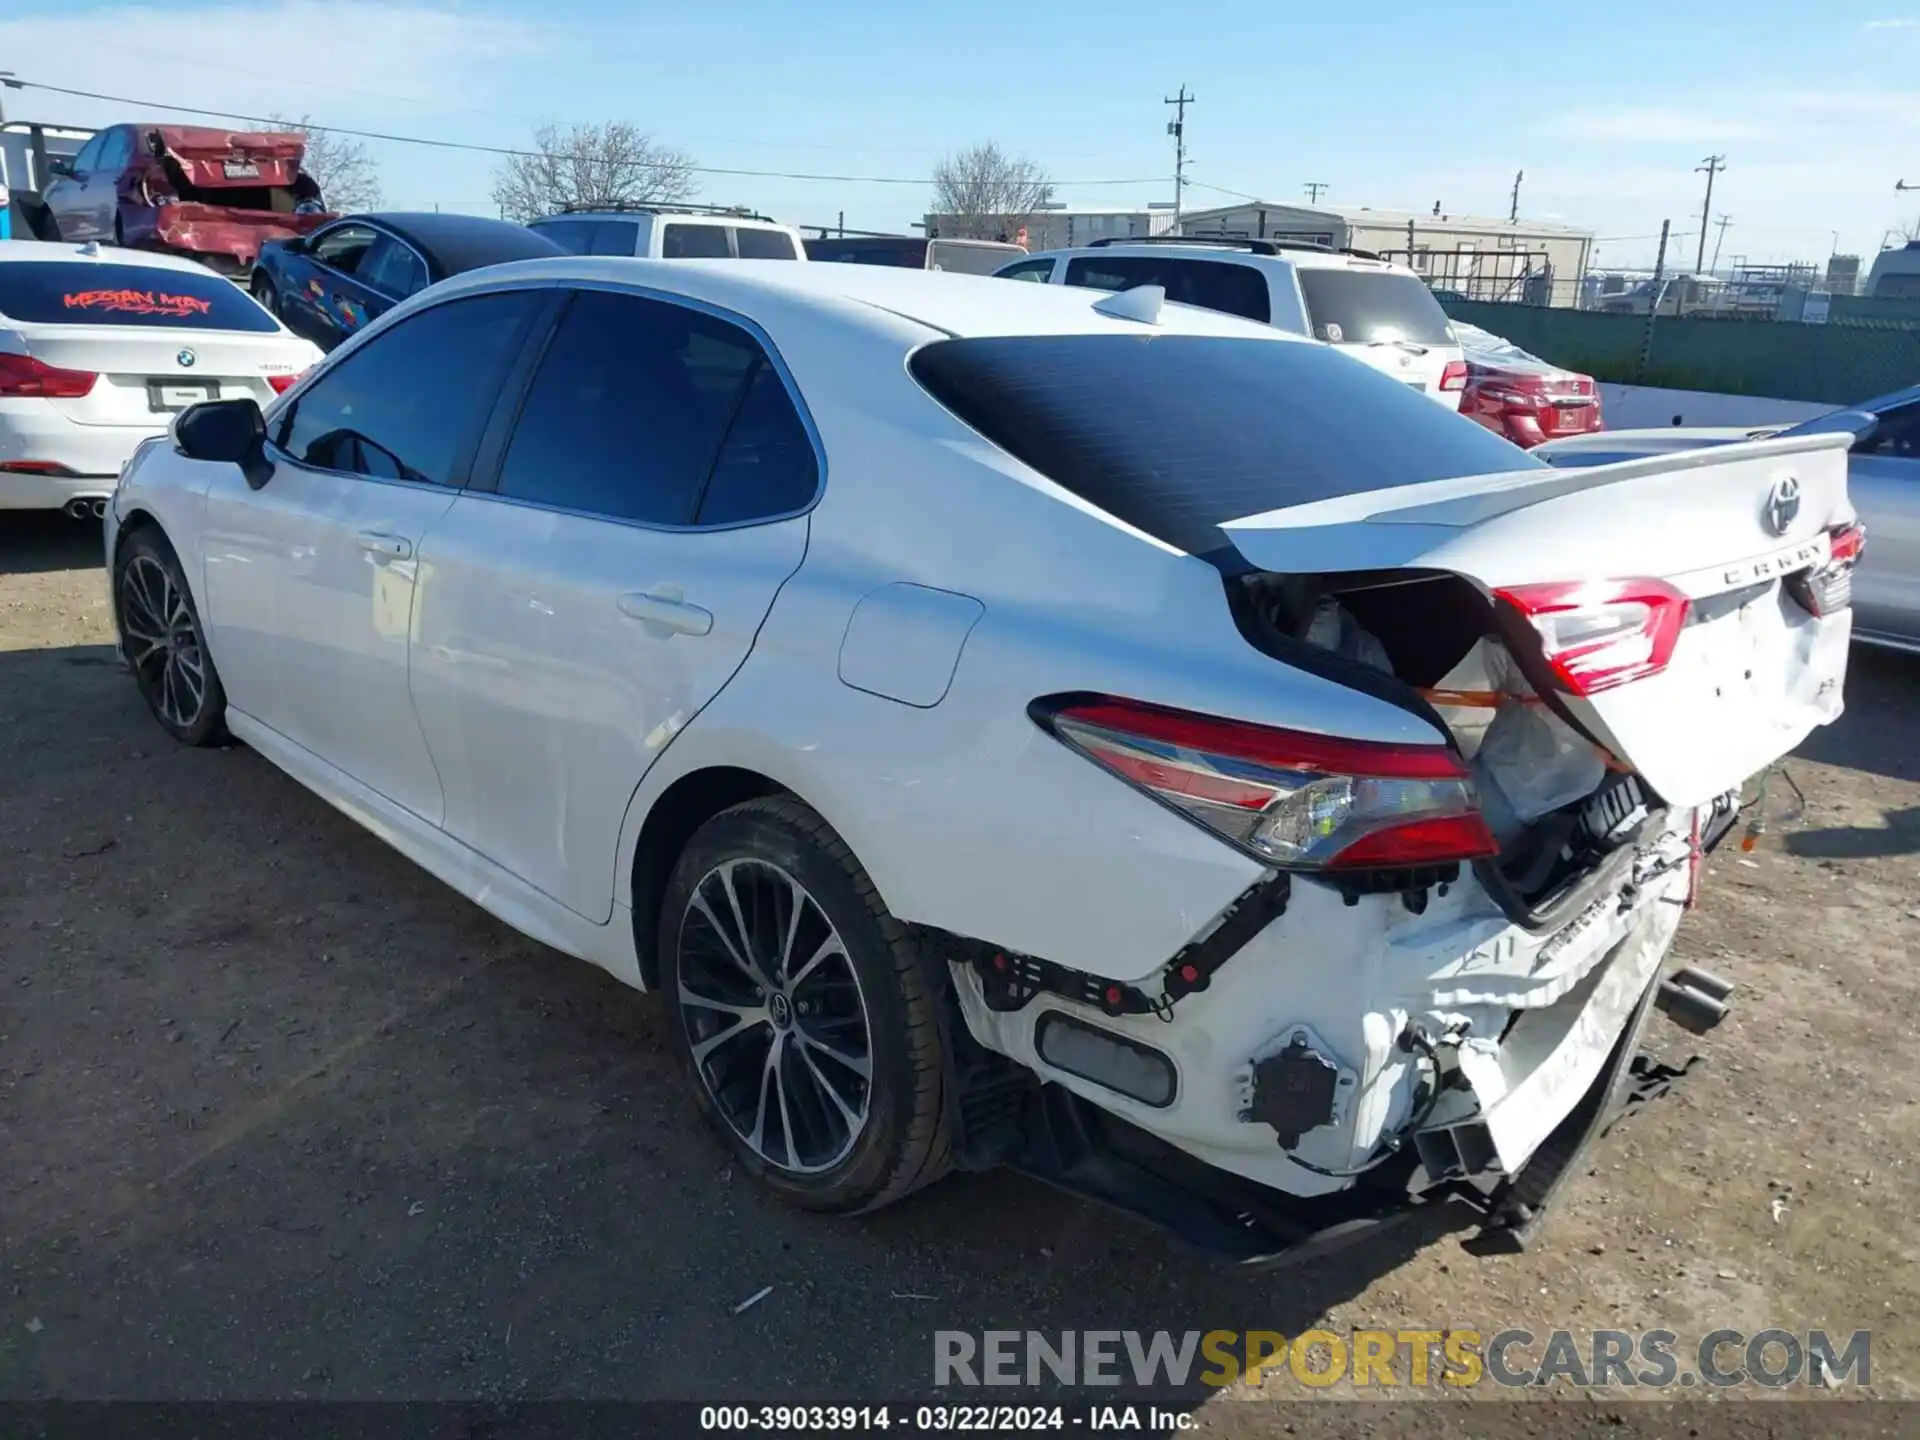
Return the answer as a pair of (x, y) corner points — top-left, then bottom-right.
(1453, 320), (1602, 448)
(39, 124), (336, 275)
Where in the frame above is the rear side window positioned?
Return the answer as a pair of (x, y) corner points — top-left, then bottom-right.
(0, 261), (280, 331)
(910, 334), (1537, 557)
(1295, 269), (1454, 345)
(277, 290), (539, 484)
(360, 235), (429, 297)
(494, 289), (763, 524)
(1063, 255), (1270, 323)
(588, 221), (640, 255)
(735, 228), (798, 260)
(663, 223), (730, 259)
(531, 219), (595, 255)
(696, 361), (818, 524)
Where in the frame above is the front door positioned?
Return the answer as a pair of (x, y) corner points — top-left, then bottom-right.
(286, 223), (378, 350)
(410, 286), (819, 920)
(198, 288), (547, 821)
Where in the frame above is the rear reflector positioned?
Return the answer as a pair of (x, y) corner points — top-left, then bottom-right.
(1439, 360), (1469, 392)
(0, 352), (99, 399)
(1494, 579), (1691, 696)
(1035, 695), (1497, 870)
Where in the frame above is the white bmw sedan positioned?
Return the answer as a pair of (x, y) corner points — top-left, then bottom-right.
(1, 241), (319, 516)
(106, 258), (1859, 1259)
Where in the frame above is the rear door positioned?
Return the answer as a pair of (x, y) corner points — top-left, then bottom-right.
(409, 286), (815, 921)
(1292, 264), (1463, 404)
(351, 231), (432, 329)
(0, 258), (306, 418)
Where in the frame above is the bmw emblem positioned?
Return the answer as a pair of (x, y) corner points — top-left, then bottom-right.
(176, 348), (196, 368)
(1763, 475), (1801, 537)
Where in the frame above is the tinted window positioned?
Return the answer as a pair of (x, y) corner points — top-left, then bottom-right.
(70, 133), (105, 173)
(97, 129), (133, 171)
(1063, 255), (1270, 323)
(588, 220), (640, 255)
(995, 258), (1056, 283)
(0, 261), (280, 332)
(495, 290), (760, 524)
(697, 361), (818, 524)
(910, 333), (1537, 557)
(312, 224), (376, 275)
(735, 227), (798, 260)
(531, 219), (595, 255)
(663, 223), (730, 259)
(1295, 269), (1453, 345)
(804, 238), (924, 267)
(278, 291), (538, 485)
(360, 235), (429, 297)
(929, 241), (1023, 276)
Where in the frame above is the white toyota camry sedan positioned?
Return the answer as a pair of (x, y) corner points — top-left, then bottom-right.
(1, 241), (320, 516)
(105, 258), (1859, 1260)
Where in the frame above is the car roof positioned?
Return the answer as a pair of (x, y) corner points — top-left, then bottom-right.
(535, 210), (795, 229)
(0, 240), (244, 278)
(433, 256), (1305, 342)
(353, 212), (567, 270)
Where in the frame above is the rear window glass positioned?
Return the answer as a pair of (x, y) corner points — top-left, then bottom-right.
(805, 238), (925, 267)
(735, 228), (798, 260)
(1296, 269), (1454, 346)
(1063, 255), (1270, 323)
(928, 241), (1024, 276)
(663, 223), (731, 259)
(531, 219), (595, 255)
(587, 220), (640, 255)
(0, 262), (278, 331)
(910, 334), (1538, 557)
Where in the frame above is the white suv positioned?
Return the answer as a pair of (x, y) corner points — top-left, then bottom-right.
(998, 238), (1466, 407)
(529, 205), (807, 262)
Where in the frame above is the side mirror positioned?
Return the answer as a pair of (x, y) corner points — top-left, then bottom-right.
(47, 158), (74, 179)
(176, 398), (274, 490)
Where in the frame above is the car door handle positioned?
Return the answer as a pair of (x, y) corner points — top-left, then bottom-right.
(356, 530), (412, 561)
(617, 590), (713, 637)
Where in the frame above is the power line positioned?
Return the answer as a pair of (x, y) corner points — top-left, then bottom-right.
(4, 77), (1170, 189)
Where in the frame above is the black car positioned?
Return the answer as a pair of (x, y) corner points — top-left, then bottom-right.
(250, 212), (565, 351)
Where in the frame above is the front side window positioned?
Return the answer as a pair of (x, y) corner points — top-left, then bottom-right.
(312, 224), (377, 275)
(277, 290), (539, 485)
(96, 129), (133, 172)
(1062, 255), (1271, 323)
(69, 133), (105, 174)
(994, 257), (1056, 283)
(494, 289), (788, 525)
(662, 223), (730, 259)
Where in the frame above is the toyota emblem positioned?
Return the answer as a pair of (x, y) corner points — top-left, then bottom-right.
(1763, 475), (1802, 537)
(176, 348), (197, 368)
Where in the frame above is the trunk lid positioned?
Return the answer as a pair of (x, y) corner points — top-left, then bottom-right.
(21, 325), (313, 424)
(147, 126), (307, 189)
(1222, 432), (1856, 807)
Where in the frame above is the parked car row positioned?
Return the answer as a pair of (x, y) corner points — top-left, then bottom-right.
(95, 254), (1861, 1263)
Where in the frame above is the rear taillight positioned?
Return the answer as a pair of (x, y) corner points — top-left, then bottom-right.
(1789, 521), (1866, 618)
(1035, 695), (1497, 870)
(1496, 579), (1691, 696)
(266, 370), (306, 394)
(0, 460), (78, 476)
(0, 352), (99, 399)
(1439, 360), (1468, 392)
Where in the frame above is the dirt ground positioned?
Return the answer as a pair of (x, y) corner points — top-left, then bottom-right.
(3, 510), (1918, 1426)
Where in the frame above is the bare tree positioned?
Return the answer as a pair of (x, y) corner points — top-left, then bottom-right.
(930, 142), (1054, 241)
(491, 120), (698, 222)
(265, 113), (382, 213)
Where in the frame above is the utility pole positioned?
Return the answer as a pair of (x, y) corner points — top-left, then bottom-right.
(1694, 155), (1725, 273)
(1710, 214), (1732, 274)
(1164, 85), (1193, 228)
(1641, 218), (1671, 379)
(1303, 181), (1328, 204)
(1509, 169), (1523, 222)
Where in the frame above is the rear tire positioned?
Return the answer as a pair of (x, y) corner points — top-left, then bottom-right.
(252, 274), (279, 317)
(113, 528), (229, 747)
(659, 796), (951, 1213)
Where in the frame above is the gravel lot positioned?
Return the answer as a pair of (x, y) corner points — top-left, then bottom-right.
(3, 510), (1917, 1423)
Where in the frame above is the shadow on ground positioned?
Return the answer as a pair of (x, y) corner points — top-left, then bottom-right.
(0, 642), (1449, 1404)
(0, 512), (104, 577)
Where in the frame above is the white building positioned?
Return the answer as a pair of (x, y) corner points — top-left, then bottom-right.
(1177, 201), (1596, 308)
(922, 206), (1176, 251)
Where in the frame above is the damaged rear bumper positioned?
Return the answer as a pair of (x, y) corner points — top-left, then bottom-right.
(126, 205), (328, 271)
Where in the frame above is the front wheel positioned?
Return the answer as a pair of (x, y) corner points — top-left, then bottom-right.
(113, 528), (229, 746)
(660, 796), (951, 1213)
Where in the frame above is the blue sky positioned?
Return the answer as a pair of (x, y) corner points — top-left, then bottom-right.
(6, 0), (1920, 269)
